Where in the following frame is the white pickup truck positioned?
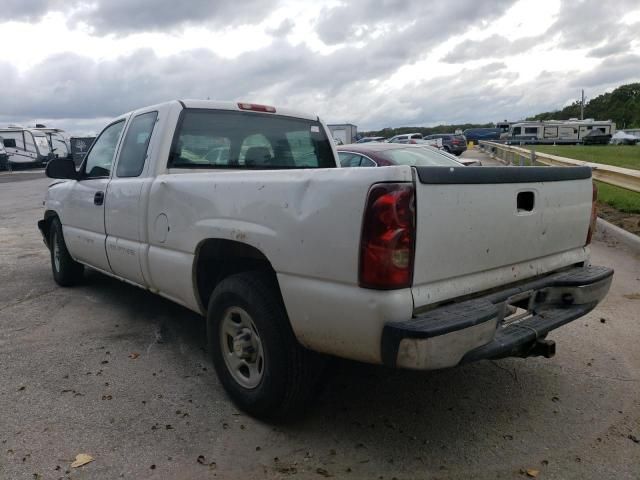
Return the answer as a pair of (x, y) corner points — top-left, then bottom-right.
(39, 100), (613, 419)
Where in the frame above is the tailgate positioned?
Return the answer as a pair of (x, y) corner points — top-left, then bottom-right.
(411, 166), (593, 307)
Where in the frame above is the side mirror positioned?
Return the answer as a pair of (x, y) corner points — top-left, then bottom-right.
(3, 138), (16, 148)
(45, 157), (78, 180)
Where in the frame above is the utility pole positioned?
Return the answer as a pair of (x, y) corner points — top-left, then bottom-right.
(580, 89), (585, 120)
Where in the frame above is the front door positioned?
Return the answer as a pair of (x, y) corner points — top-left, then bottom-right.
(63, 120), (126, 272)
(105, 111), (159, 286)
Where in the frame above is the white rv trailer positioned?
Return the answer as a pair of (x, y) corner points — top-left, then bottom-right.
(509, 119), (616, 143)
(0, 126), (54, 166)
(34, 127), (71, 159)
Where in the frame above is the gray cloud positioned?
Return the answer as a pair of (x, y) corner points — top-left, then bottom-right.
(442, 34), (541, 63)
(1, 0), (281, 34)
(267, 18), (295, 38)
(442, 0), (639, 63)
(315, 0), (517, 45)
(1, 0), (638, 134)
(548, 0), (639, 52)
(2, 38), (631, 135)
(67, 0), (280, 35)
(570, 54), (640, 87)
(588, 38), (633, 58)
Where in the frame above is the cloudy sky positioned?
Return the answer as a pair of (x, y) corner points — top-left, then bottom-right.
(1, 0), (639, 134)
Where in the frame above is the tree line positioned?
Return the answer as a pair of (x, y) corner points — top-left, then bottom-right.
(360, 82), (640, 137)
(527, 82), (640, 129)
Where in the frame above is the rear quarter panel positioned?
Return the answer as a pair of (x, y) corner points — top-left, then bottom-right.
(145, 166), (415, 361)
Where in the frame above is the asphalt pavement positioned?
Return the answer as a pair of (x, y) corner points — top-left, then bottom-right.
(0, 171), (639, 480)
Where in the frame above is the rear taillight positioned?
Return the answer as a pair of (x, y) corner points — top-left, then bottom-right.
(359, 183), (416, 289)
(586, 182), (598, 245)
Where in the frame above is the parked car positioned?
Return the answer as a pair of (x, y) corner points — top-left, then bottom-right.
(423, 133), (467, 155)
(356, 136), (386, 143)
(463, 128), (502, 143)
(387, 133), (423, 143)
(338, 143), (466, 167)
(583, 129), (612, 145)
(430, 144), (482, 166)
(39, 100), (611, 419)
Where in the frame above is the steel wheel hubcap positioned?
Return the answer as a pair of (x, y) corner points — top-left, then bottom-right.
(220, 307), (264, 389)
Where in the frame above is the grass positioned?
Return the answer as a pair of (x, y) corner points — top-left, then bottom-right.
(524, 145), (640, 170)
(595, 181), (640, 214)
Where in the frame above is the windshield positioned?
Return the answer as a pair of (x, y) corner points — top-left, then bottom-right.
(170, 109), (336, 169)
(378, 147), (461, 167)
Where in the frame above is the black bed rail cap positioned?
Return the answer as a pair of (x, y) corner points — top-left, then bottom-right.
(415, 166), (592, 184)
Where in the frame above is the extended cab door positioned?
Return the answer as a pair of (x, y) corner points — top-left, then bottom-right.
(104, 111), (159, 286)
(62, 120), (126, 272)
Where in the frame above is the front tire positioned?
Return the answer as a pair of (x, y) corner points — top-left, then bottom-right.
(49, 218), (84, 286)
(207, 271), (324, 420)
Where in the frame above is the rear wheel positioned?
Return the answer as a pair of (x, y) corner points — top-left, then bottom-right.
(207, 271), (324, 420)
(49, 218), (84, 286)
(443, 146), (451, 153)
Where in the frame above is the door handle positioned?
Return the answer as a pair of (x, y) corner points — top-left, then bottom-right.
(94, 191), (105, 206)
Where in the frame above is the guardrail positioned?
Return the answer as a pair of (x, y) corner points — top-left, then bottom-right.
(478, 141), (640, 194)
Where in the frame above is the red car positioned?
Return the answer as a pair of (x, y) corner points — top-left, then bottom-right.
(337, 143), (478, 167)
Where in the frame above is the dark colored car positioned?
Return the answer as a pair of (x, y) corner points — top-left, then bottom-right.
(583, 129), (612, 145)
(356, 136), (386, 143)
(336, 143), (464, 168)
(423, 133), (467, 156)
(462, 128), (502, 143)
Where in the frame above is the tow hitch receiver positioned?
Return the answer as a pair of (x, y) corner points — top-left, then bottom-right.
(528, 338), (556, 359)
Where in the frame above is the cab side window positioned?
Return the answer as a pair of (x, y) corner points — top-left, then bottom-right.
(116, 112), (158, 177)
(84, 120), (125, 178)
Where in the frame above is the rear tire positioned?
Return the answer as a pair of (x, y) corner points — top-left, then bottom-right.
(207, 271), (324, 420)
(49, 218), (84, 286)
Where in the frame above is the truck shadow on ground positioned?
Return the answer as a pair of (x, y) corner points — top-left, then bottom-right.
(78, 269), (621, 470)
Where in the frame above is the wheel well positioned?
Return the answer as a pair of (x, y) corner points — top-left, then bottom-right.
(194, 239), (279, 314)
(41, 210), (59, 247)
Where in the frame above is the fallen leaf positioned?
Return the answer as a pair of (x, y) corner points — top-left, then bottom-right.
(316, 467), (332, 477)
(129, 353), (140, 359)
(629, 434), (640, 444)
(526, 469), (539, 477)
(70, 454), (94, 468)
(623, 293), (640, 300)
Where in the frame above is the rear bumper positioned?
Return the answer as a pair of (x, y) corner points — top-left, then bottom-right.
(381, 266), (613, 370)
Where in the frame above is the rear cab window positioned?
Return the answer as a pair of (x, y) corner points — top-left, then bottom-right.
(169, 109), (336, 169)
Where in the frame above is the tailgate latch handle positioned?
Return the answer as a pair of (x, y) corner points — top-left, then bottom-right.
(517, 191), (535, 213)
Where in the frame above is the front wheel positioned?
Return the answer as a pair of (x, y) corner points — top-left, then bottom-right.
(207, 271), (324, 420)
(49, 218), (84, 286)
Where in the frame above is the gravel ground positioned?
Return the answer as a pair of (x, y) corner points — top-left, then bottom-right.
(0, 174), (639, 480)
